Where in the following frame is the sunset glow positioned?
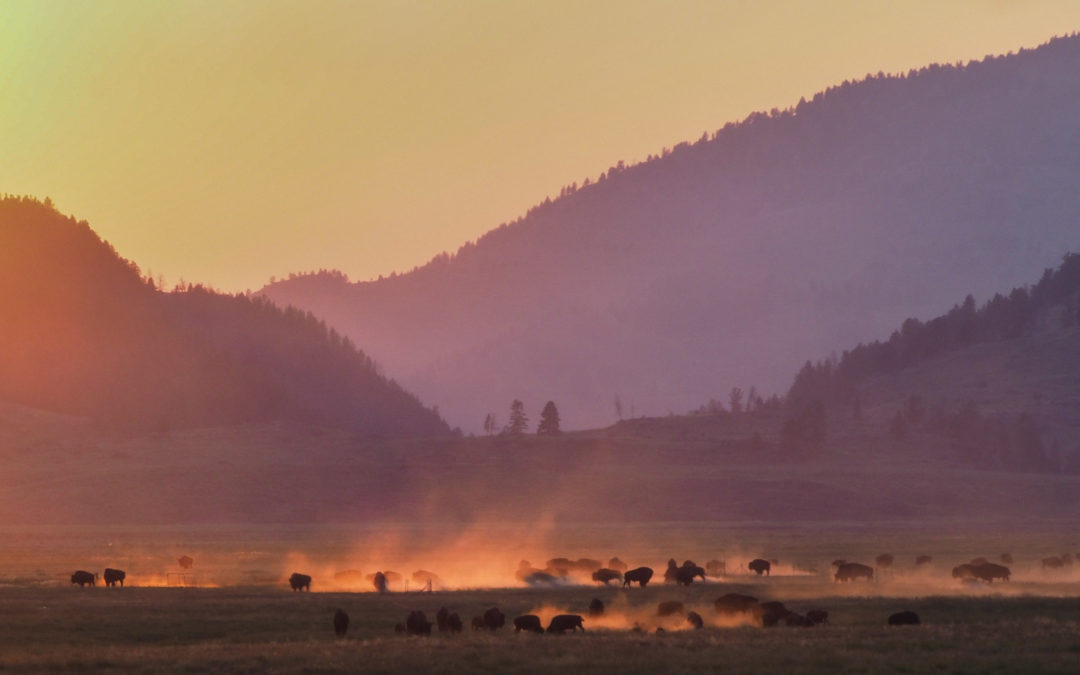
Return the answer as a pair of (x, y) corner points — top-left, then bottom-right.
(2, 0), (1078, 290)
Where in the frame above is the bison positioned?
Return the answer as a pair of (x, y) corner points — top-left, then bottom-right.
(675, 562), (706, 586)
(406, 610), (432, 635)
(178, 555), (194, 569)
(70, 570), (96, 587)
(623, 566), (653, 588)
(436, 607), (450, 632)
(915, 555), (933, 566)
(714, 593), (758, 615)
(664, 558), (680, 583)
(657, 601), (685, 617)
(513, 614), (544, 633)
(104, 568), (126, 587)
(483, 606), (505, 631)
(446, 613), (463, 633)
(748, 559), (771, 576)
(806, 610), (829, 625)
(588, 598), (604, 617)
(372, 571), (388, 593)
(546, 614), (585, 634)
(759, 601), (791, 621)
(888, 611), (920, 626)
(834, 562), (874, 582)
(952, 563), (975, 580)
(288, 573), (311, 591)
(608, 556), (628, 572)
(971, 562), (1010, 582)
(686, 611), (704, 629)
(333, 609), (349, 637)
(591, 568), (623, 585)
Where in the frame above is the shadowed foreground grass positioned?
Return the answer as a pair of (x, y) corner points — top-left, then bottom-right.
(2, 583), (1080, 673)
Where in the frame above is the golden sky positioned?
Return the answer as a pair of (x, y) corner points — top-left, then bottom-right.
(2, 0), (1078, 291)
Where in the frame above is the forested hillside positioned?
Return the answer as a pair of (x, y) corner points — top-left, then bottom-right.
(264, 34), (1080, 431)
(0, 196), (448, 437)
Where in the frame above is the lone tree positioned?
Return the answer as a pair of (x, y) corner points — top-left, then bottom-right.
(537, 401), (561, 435)
(507, 400), (528, 435)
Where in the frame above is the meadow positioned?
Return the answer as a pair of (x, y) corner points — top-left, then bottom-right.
(2, 523), (1080, 673)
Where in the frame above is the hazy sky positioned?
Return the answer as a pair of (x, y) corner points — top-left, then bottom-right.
(2, 1), (1078, 291)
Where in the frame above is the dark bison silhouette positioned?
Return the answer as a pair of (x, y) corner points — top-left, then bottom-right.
(436, 607), (450, 632)
(888, 611), (920, 626)
(623, 566), (653, 588)
(675, 563), (706, 586)
(372, 571), (388, 593)
(875, 554), (894, 569)
(71, 570), (96, 587)
(482, 607), (505, 631)
(588, 598), (604, 616)
(664, 558), (680, 583)
(446, 613), (463, 633)
(608, 556), (628, 572)
(759, 601), (791, 621)
(686, 611), (704, 629)
(748, 559), (771, 576)
(972, 562), (1010, 582)
(333, 609), (349, 637)
(546, 614), (585, 634)
(657, 601), (685, 617)
(592, 568), (622, 585)
(178, 555), (194, 569)
(806, 610), (829, 625)
(915, 555), (933, 566)
(513, 614), (544, 633)
(834, 562), (874, 582)
(104, 568), (126, 587)
(714, 593), (758, 615)
(406, 610), (432, 635)
(288, 573), (311, 591)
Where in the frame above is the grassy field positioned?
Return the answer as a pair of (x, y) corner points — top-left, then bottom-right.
(3, 580), (1080, 673)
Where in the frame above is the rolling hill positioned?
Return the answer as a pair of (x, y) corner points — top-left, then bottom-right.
(263, 33), (1080, 432)
(0, 196), (448, 438)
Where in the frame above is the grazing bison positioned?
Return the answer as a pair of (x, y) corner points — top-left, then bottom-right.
(875, 554), (894, 569)
(623, 566), (654, 588)
(178, 555), (194, 569)
(608, 556), (628, 572)
(71, 570), (96, 587)
(406, 610), (432, 635)
(686, 611), (704, 629)
(705, 559), (726, 577)
(748, 559), (771, 576)
(446, 613), (463, 633)
(483, 607), (505, 631)
(592, 568), (623, 585)
(834, 562), (874, 582)
(675, 562), (706, 586)
(806, 610), (829, 625)
(1042, 556), (1064, 570)
(288, 573), (311, 591)
(888, 611), (920, 626)
(915, 555), (933, 566)
(546, 614), (585, 634)
(103, 568), (126, 587)
(333, 609), (349, 637)
(372, 571), (388, 593)
(657, 601), (685, 617)
(513, 614), (544, 633)
(714, 593), (759, 615)
(972, 562), (1010, 583)
(436, 607), (450, 632)
(589, 598), (604, 616)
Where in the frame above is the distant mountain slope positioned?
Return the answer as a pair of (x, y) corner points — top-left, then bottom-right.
(263, 34), (1080, 431)
(0, 196), (448, 437)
